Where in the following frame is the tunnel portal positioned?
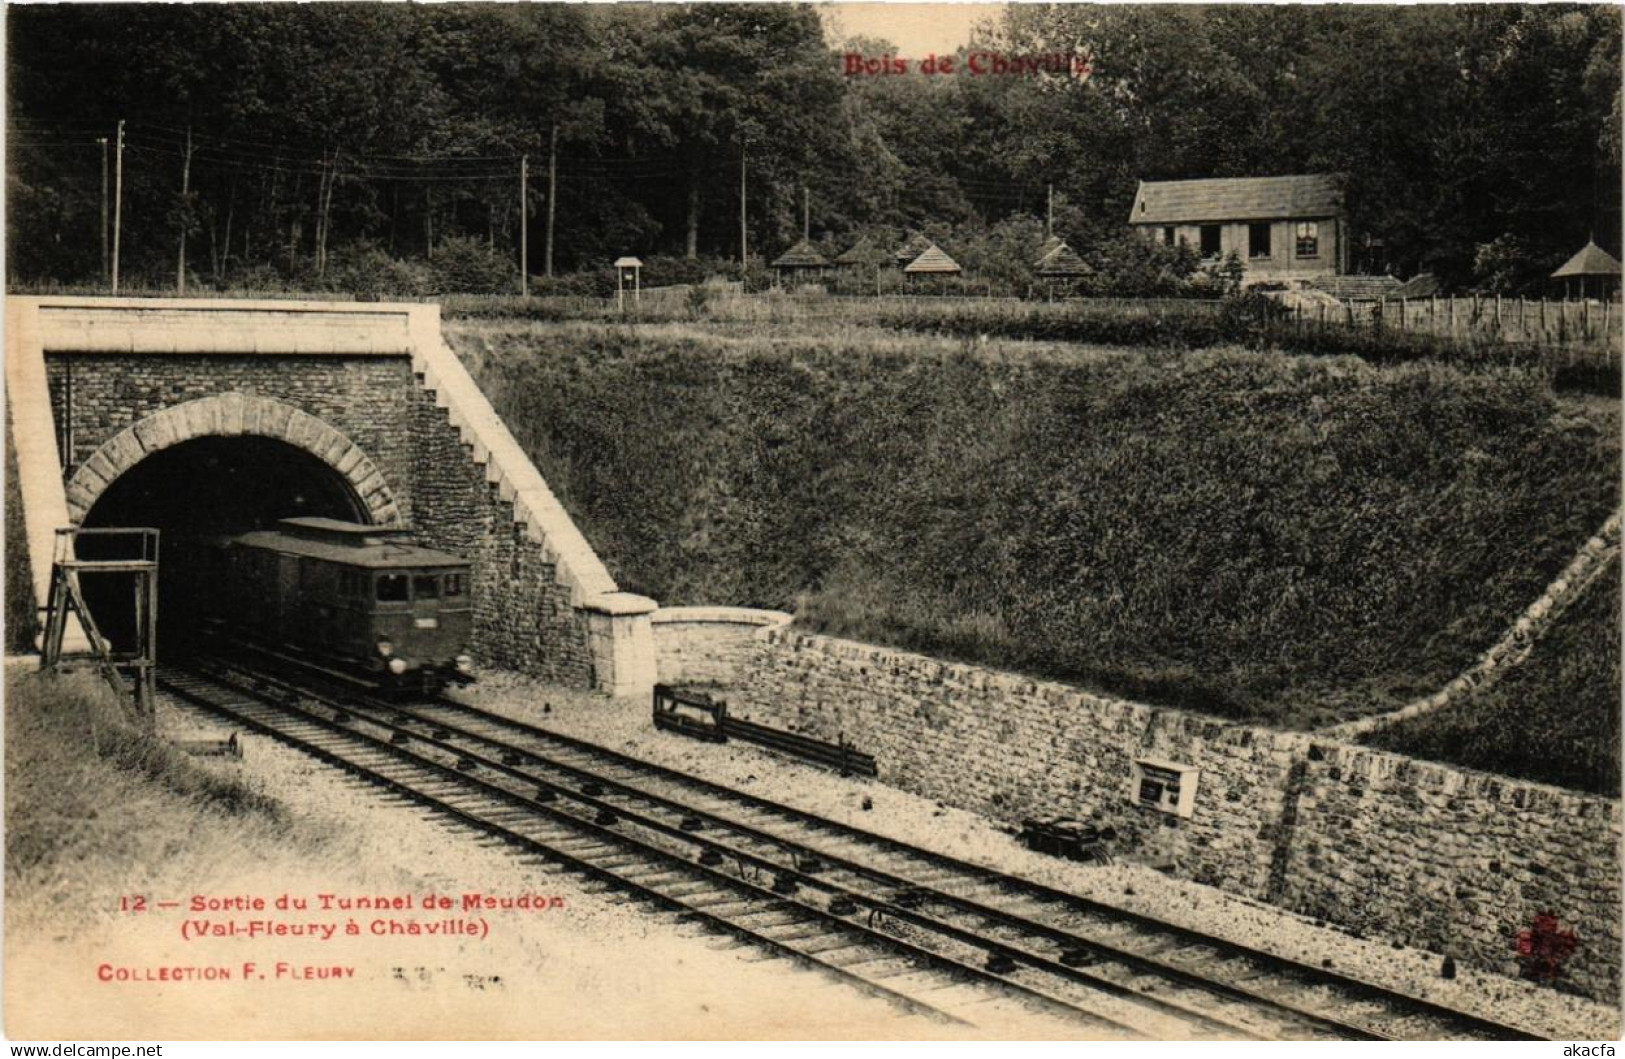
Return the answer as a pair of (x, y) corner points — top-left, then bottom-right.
(78, 435), (368, 652)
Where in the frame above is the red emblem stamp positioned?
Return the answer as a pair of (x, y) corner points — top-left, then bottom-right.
(1514, 912), (1578, 981)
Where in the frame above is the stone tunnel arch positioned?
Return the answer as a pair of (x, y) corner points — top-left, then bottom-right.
(64, 394), (402, 651)
(65, 393), (402, 528)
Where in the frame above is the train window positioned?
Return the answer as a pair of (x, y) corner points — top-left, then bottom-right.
(444, 573), (464, 597)
(376, 573), (410, 602)
(413, 574), (440, 600)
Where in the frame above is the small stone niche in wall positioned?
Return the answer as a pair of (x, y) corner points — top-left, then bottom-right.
(1130, 758), (1200, 819)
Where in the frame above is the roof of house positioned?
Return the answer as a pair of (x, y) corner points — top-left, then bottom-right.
(1308, 274), (1403, 302)
(835, 236), (889, 266)
(895, 232), (934, 266)
(1034, 241), (1091, 277)
(903, 243), (963, 274)
(1130, 174), (1342, 225)
(1552, 240), (1622, 279)
(770, 239), (831, 269)
(613, 256), (643, 269)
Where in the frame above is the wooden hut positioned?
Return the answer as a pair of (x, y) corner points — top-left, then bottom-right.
(902, 242), (963, 283)
(894, 232), (934, 269)
(1551, 240), (1621, 300)
(835, 236), (889, 270)
(770, 239), (831, 284)
(1034, 241), (1091, 279)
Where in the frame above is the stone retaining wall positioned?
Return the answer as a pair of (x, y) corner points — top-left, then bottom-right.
(732, 628), (1622, 1000)
(652, 607), (792, 687)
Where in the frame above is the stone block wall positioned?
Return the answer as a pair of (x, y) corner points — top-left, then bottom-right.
(731, 628), (1622, 1000)
(1283, 744), (1623, 997)
(652, 606), (792, 687)
(46, 354), (421, 525)
(409, 378), (592, 685)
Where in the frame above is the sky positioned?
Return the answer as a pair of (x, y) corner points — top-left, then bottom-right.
(819, 3), (1008, 58)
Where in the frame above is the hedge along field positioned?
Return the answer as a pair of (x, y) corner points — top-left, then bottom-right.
(1362, 559), (1621, 797)
(448, 319), (1619, 736)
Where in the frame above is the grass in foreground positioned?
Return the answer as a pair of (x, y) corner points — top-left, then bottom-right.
(4, 669), (342, 939)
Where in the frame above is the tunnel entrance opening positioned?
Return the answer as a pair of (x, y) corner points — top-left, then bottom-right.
(79, 435), (368, 654)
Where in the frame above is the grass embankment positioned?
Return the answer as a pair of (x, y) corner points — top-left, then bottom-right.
(451, 320), (1618, 751)
(1362, 560), (1622, 796)
(4, 670), (343, 940)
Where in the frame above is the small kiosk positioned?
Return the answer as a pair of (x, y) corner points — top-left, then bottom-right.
(614, 256), (643, 309)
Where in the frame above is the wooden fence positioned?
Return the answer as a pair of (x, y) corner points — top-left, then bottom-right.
(1293, 295), (1618, 350)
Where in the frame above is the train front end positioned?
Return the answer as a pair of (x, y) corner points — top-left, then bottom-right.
(366, 563), (475, 695)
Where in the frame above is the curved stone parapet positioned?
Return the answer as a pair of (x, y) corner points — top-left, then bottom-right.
(652, 606), (794, 687)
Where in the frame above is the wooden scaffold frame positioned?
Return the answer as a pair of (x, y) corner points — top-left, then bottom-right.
(40, 526), (160, 721)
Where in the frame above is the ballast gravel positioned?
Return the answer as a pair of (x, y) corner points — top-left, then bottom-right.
(448, 669), (1622, 1043)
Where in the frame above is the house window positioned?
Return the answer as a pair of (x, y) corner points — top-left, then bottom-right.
(1295, 221), (1320, 258)
(1162, 226), (1176, 247)
(1249, 222), (1272, 259)
(1199, 225), (1221, 258)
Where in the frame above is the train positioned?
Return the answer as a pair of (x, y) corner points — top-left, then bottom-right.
(195, 516), (475, 695)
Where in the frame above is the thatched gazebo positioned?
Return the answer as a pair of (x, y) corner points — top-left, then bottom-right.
(1551, 240), (1621, 300)
(902, 242), (962, 283)
(894, 232), (934, 269)
(835, 236), (889, 270)
(770, 239), (832, 285)
(1034, 241), (1091, 280)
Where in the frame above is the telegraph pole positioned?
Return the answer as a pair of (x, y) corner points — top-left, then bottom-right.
(545, 123), (557, 279)
(739, 145), (747, 278)
(802, 184), (810, 241)
(112, 120), (124, 295)
(1047, 182), (1054, 240)
(98, 137), (109, 285)
(519, 153), (529, 296)
(177, 125), (193, 293)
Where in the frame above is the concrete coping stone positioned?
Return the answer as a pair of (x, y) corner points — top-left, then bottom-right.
(651, 606), (793, 628)
(581, 591), (659, 617)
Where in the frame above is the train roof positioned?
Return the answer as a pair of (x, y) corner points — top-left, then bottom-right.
(226, 518), (468, 569)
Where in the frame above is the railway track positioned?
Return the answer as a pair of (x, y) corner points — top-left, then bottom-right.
(159, 656), (1546, 1041)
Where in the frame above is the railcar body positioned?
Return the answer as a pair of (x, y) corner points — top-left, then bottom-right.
(200, 516), (474, 694)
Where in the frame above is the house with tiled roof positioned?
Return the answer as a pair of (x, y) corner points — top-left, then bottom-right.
(1129, 174), (1348, 280)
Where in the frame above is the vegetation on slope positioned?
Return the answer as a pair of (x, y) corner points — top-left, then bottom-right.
(453, 320), (1618, 732)
(1362, 559), (1622, 797)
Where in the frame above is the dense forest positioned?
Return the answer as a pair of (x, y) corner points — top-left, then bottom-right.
(7, 3), (1621, 293)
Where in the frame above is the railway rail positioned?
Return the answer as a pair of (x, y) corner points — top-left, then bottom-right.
(158, 654), (1547, 1041)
